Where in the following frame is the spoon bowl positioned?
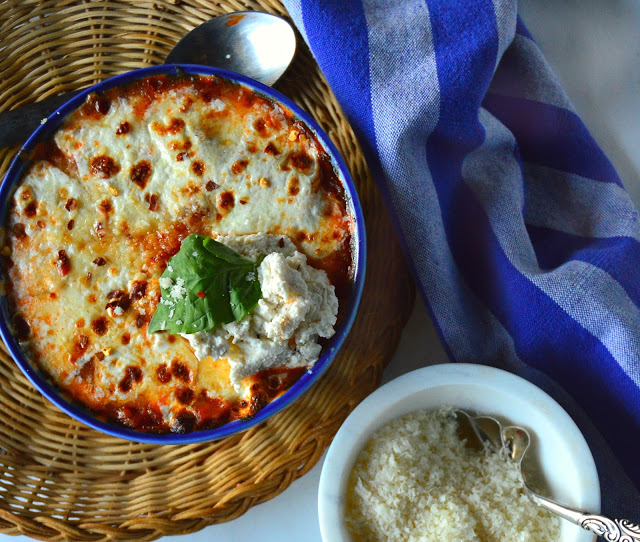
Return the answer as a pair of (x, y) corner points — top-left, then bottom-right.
(166, 12), (296, 86)
(456, 409), (640, 542)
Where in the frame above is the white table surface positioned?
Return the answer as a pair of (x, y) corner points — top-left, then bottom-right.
(3, 0), (640, 540)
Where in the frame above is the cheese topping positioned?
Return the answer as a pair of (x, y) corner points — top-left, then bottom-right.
(3, 74), (354, 433)
(182, 234), (338, 389)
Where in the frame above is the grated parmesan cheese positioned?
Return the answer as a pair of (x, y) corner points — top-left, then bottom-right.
(345, 408), (560, 542)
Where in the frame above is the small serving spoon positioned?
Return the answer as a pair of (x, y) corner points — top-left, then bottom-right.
(0, 11), (296, 149)
(455, 410), (640, 542)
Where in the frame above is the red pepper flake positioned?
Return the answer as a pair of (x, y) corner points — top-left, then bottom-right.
(56, 249), (70, 277)
(176, 151), (188, 162)
(196, 290), (206, 299)
(93, 257), (106, 266)
(278, 237), (285, 248)
(205, 180), (219, 191)
(239, 198), (248, 205)
(36, 220), (46, 229)
(116, 121), (130, 135)
(89, 155), (120, 179)
(67, 219), (75, 230)
(65, 198), (77, 211)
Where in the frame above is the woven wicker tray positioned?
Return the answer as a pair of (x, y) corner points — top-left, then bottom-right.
(0, 1), (414, 540)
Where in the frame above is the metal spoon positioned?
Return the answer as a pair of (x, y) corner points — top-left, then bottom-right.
(455, 410), (640, 542)
(0, 11), (296, 149)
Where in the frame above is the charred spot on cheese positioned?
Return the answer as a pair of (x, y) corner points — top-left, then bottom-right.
(81, 93), (111, 118)
(91, 316), (109, 336)
(70, 334), (90, 363)
(12, 223), (26, 240)
(172, 410), (196, 433)
(130, 160), (152, 189)
(217, 191), (234, 211)
(191, 160), (205, 176)
(171, 359), (191, 383)
(288, 177), (301, 197)
(118, 365), (143, 393)
(5, 73), (356, 434)
(253, 117), (270, 137)
(12, 315), (30, 341)
(264, 142), (280, 156)
(289, 151), (313, 173)
(98, 199), (113, 215)
(156, 363), (171, 384)
(230, 160), (248, 174)
(89, 155), (120, 178)
(116, 122), (130, 135)
(176, 387), (195, 405)
(23, 201), (37, 217)
(151, 117), (185, 136)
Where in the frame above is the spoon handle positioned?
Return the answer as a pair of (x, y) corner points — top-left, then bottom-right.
(0, 92), (78, 149)
(579, 515), (640, 542)
(530, 493), (640, 541)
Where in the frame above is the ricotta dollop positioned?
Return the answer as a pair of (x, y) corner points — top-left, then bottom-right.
(181, 233), (338, 389)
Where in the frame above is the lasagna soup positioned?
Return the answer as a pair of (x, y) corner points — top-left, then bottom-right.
(2, 74), (354, 433)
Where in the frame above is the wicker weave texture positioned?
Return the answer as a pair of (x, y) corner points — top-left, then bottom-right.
(0, 1), (415, 540)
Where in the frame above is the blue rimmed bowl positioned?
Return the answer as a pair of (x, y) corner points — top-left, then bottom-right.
(0, 64), (366, 444)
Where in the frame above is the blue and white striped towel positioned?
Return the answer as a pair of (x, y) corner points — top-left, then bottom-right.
(282, 0), (640, 516)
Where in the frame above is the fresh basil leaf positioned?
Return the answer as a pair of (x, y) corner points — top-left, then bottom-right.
(148, 234), (263, 334)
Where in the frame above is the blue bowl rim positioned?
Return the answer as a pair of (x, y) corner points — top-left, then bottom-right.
(0, 64), (367, 444)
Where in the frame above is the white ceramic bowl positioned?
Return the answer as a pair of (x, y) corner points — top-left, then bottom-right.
(318, 363), (600, 542)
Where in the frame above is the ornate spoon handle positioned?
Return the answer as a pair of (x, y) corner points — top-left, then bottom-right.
(579, 515), (640, 542)
(530, 492), (640, 541)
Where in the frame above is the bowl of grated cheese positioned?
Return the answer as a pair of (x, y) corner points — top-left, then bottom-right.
(318, 363), (600, 542)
